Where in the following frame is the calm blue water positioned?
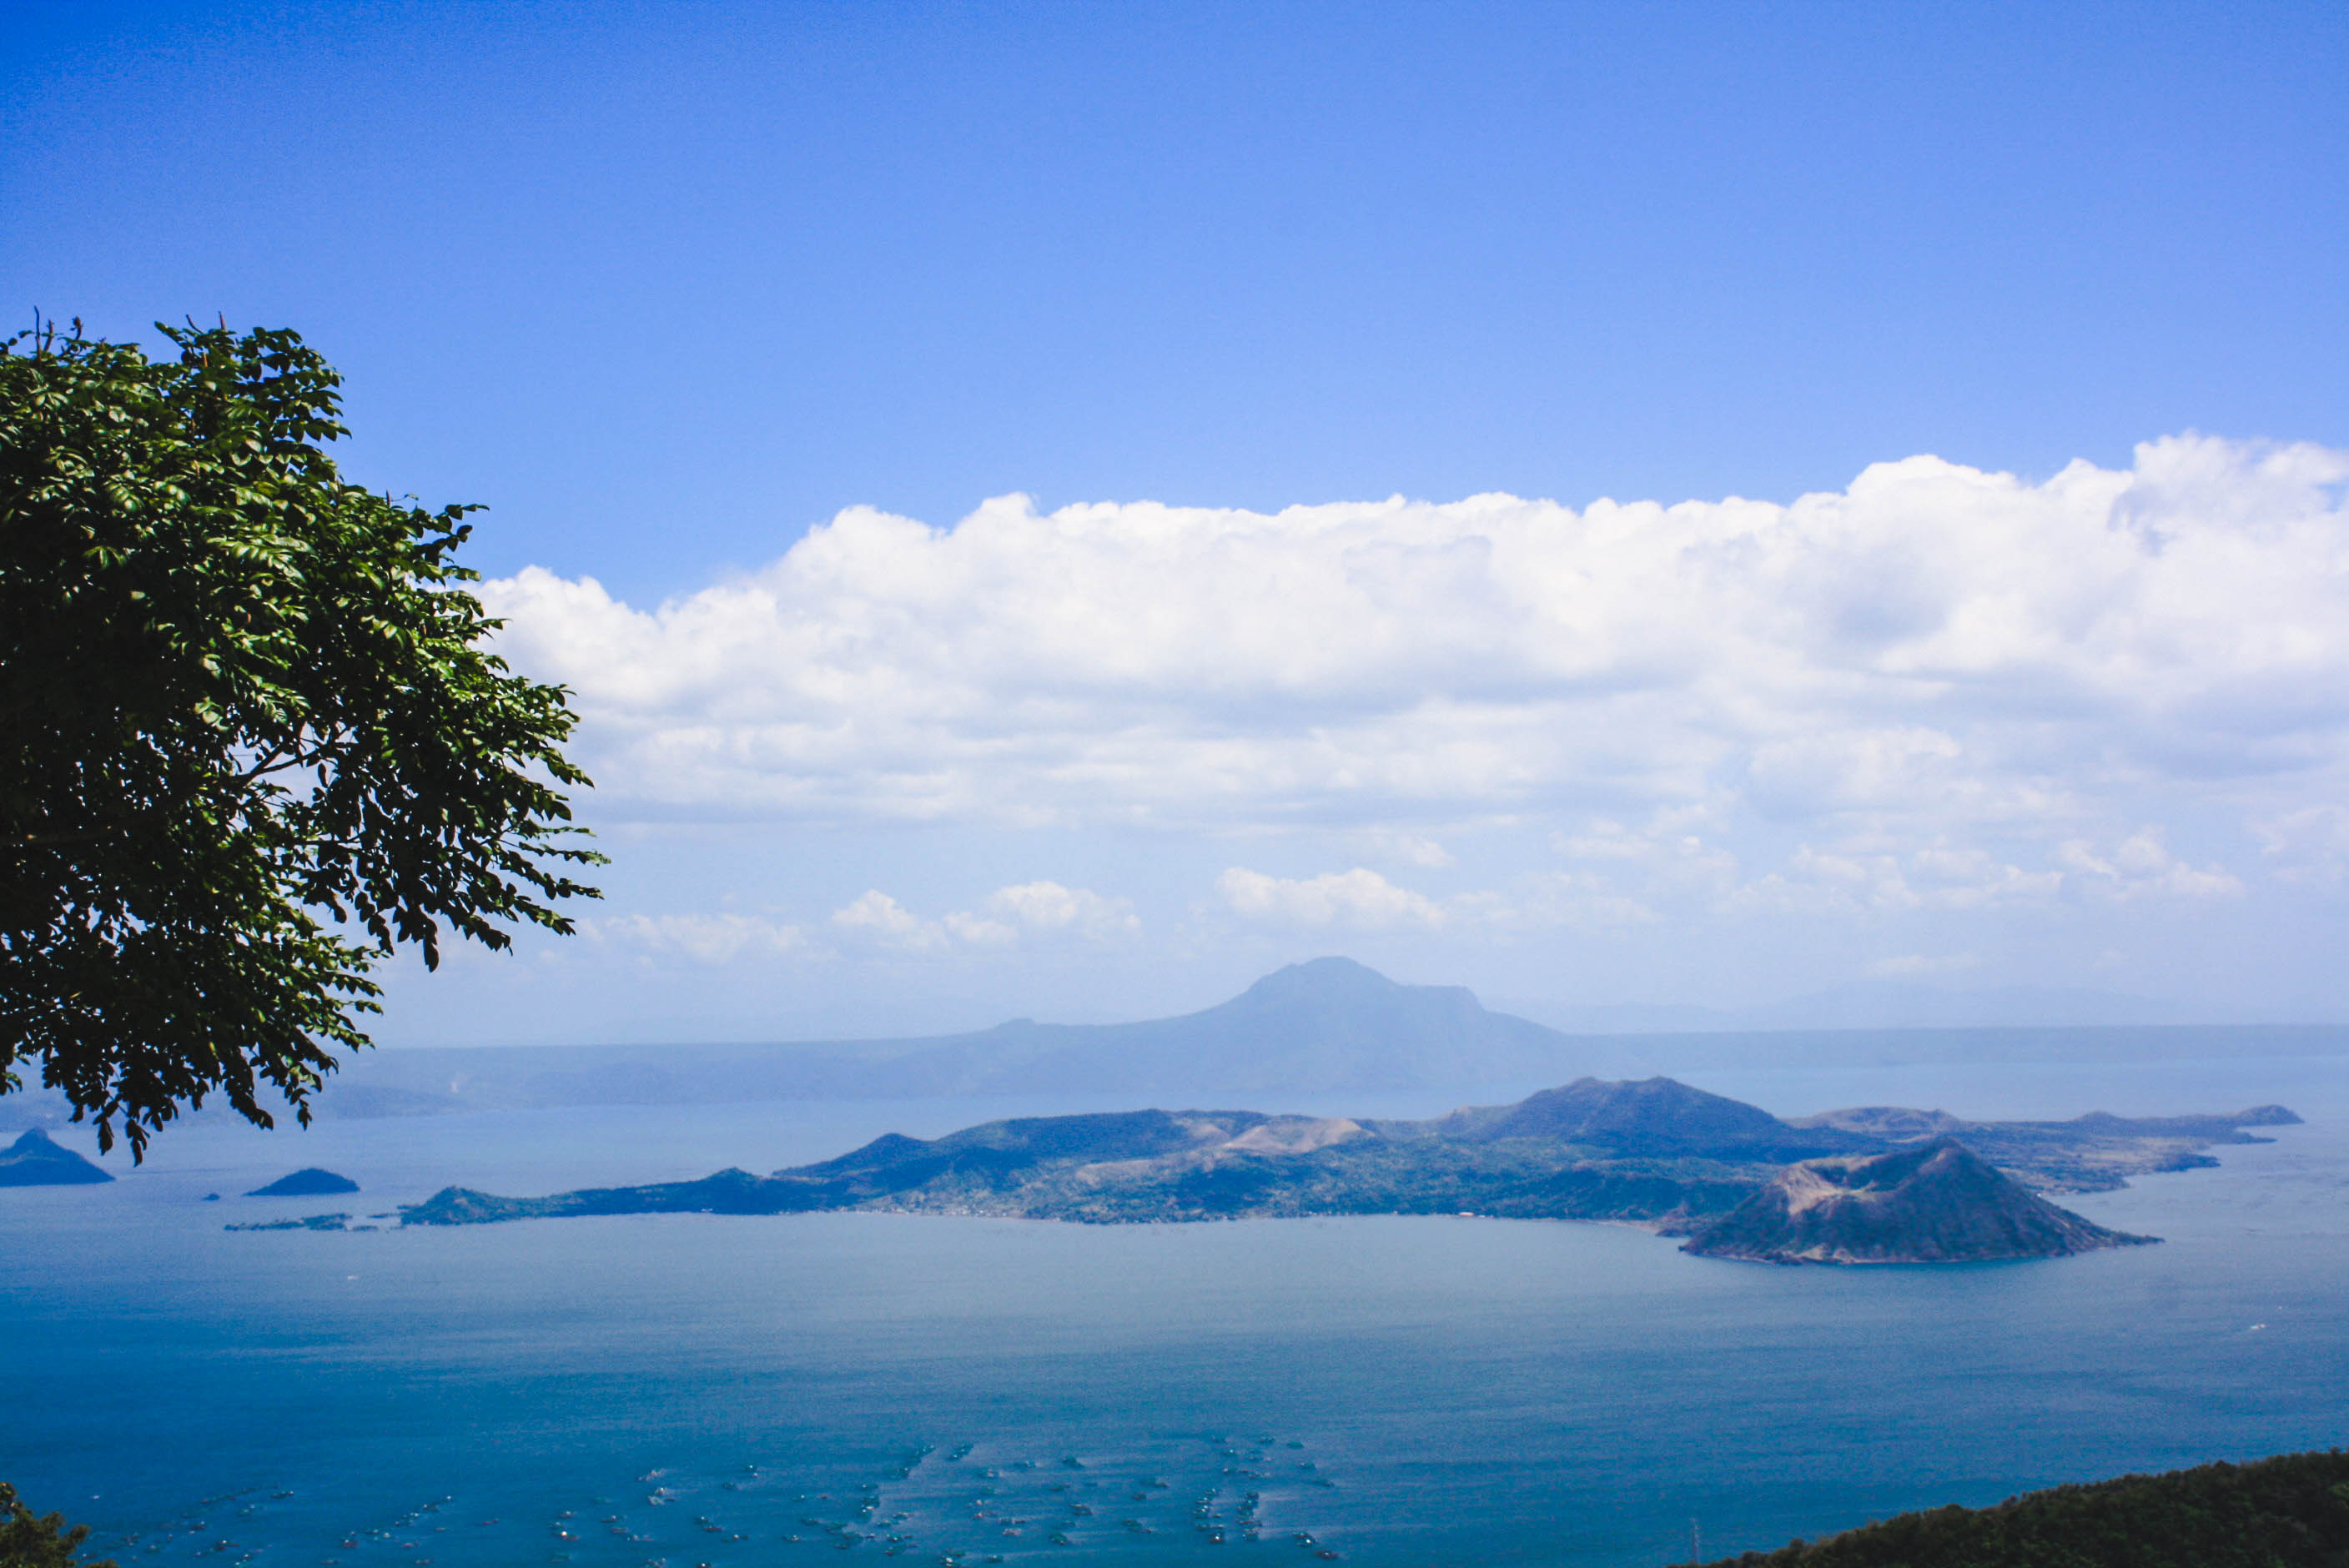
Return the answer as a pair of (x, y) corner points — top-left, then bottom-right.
(3, 1058), (2344, 1568)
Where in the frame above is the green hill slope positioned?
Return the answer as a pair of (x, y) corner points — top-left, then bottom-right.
(1683, 1449), (2349, 1568)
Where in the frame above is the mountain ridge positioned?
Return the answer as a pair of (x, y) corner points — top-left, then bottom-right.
(329, 957), (1607, 1113)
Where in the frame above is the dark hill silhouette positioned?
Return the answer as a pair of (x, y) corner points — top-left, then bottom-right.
(0, 1128), (112, 1186)
(1672, 1446), (2349, 1567)
(247, 1168), (360, 1197)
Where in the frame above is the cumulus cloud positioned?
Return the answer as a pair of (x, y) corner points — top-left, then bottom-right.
(486, 436), (2349, 921)
(488, 435), (2349, 834)
(829, 882), (1137, 954)
(1552, 808), (1740, 896)
(1736, 839), (2065, 914)
(980, 880), (1141, 939)
(596, 912), (805, 964)
(2057, 830), (2244, 902)
(2255, 806), (2349, 885)
(1217, 867), (1450, 931)
(1215, 863), (1667, 933)
(830, 890), (948, 952)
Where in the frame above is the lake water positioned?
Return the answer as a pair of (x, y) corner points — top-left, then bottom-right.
(4, 1055), (2345, 1568)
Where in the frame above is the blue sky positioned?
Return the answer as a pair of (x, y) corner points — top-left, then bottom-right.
(8, 2), (2347, 1042)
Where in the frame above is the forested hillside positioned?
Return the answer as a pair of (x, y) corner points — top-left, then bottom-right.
(1685, 1449), (2349, 1568)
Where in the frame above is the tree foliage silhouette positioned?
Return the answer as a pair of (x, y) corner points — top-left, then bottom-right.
(2, 319), (600, 1157)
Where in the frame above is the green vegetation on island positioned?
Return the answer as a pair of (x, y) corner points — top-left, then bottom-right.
(1678, 1448), (2349, 1568)
(400, 1077), (2293, 1263)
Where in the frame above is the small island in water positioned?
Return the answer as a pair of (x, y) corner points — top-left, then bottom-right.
(0, 1128), (112, 1187)
(246, 1167), (360, 1197)
(398, 1077), (2295, 1265)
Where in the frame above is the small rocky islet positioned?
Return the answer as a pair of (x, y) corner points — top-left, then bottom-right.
(398, 1077), (2296, 1265)
(223, 1211), (355, 1233)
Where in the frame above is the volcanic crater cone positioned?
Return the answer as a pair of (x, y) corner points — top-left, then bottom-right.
(1681, 1135), (2155, 1265)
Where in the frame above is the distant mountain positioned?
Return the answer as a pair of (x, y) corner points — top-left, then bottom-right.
(0, 1128), (112, 1186)
(329, 958), (2349, 1118)
(898, 957), (1592, 1094)
(335, 957), (1605, 1113)
(1681, 1138), (2154, 1264)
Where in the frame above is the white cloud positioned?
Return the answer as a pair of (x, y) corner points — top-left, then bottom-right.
(597, 912), (804, 965)
(939, 911), (1019, 947)
(1552, 808), (1740, 897)
(2255, 806), (2349, 885)
(2057, 830), (2244, 902)
(1736, 839), (2064, 914)
(1216, 867), (1449, 931)
(1745, 726), (1983, 818)
(485, 436), (2349, 928)
(978, 880), (1141, 939)
(830, 889), (948, 952)
(829, 882), (1137, 955)
(1519, 811), (1746, 927)
(488, 436), (2349, 841)
(1904, 844), (2069, 908)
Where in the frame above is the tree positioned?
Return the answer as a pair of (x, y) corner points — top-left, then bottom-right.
(0, 1480), (114, 1568)
(1, 319), (601, 1158)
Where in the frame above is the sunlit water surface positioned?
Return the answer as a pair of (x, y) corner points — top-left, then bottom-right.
(3, 1055), (2345, 1568)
